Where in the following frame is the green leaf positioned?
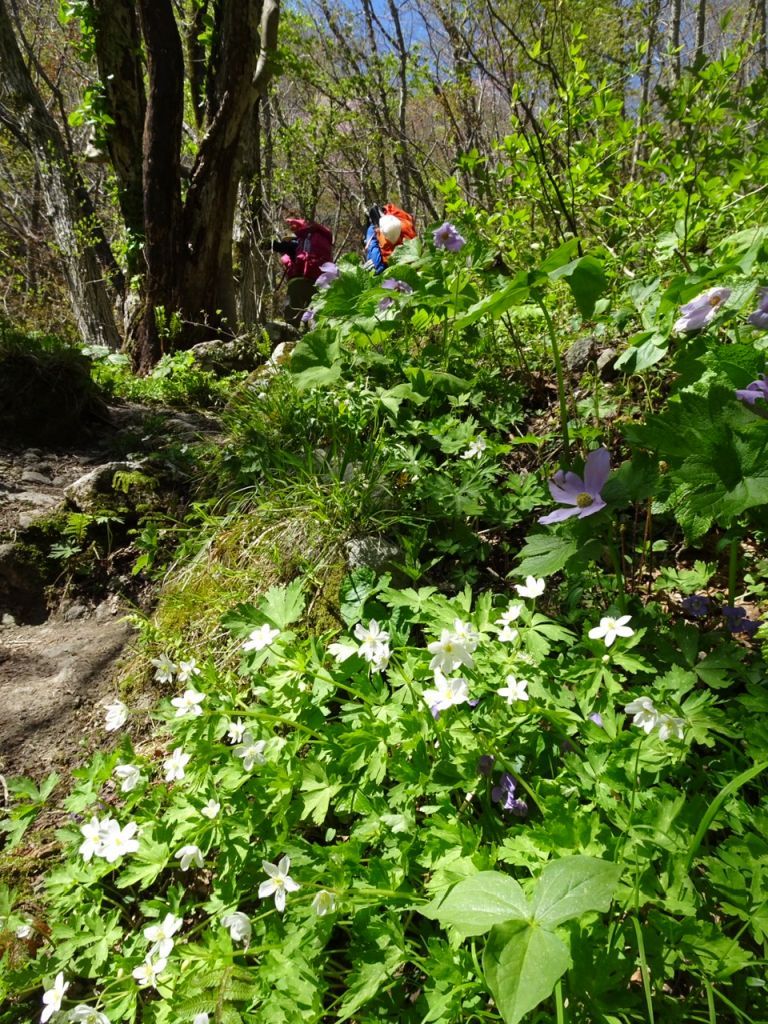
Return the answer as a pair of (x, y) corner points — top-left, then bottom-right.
(516, 534), (578, 577)
(548, 255), (607, 319)
(453, 273), (531, 329)
(290, 329), (341, 389)
(339, 567), (381, 626)
(258, 579), (306, 629)
(418, 871), (530, 937)
(531, 855), (622, 927)
(483, 920), (571, 1024)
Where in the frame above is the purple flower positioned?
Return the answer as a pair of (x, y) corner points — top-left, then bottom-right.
(433, 222), (465, 252)
(477, 754), (495, 776)
(378, 277), (413, 311)
(735, 375), (768, 407)
(722, 605), (761, 636)
(747, 288), (768, 330)
(301, 308), (316, 325)
(315, 262), (340, 289)
(491, 772), (528, 815)
(674, 287), (731, 332)
(538, 448), (611, 525)
(588, 711), (604, 728)
(681, 594), (711, 619)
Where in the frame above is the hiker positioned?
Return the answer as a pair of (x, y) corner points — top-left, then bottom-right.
(264, 216), (334, 326)
(364, 203), (417, 274)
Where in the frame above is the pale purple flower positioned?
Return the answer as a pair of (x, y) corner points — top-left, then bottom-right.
(378, 277), (413, 311)
(539, 448), (611, 525)
(491, 772), (528, 816)
(315, 262), (339, 289)
(674, 287), (731, 332)
(433, 222), (465, 252)
(747, 288), (768, 329)
(734, 375), (768, 406)
(589, 711), (604, 727)
(301, 308), (316, 325)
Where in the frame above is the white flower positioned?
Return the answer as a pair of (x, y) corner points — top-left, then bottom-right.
(498, 674), (530, 703)
(226, 718), (247, 743)
(68, 1005), (111, 1024)
(353, 620), (390, 667)
(258, 856), (300, 913)
(422, 671), (470, 713)
(242, 623), (280, 652)
(175, 844), (204, 871)
(104, 700), (128, 732)
(193, 1015), (210, 1024)
(151, 653), (177, 684)
(450, 619), (480, 652)
(144, 912), (183, 958)
(236, 733), (267, 771)
(114, 764), (142, 793)
(99, 820), (140, 863)
(496, 603), (523, 626)
(177, 658), (201, 683)
(427, 630), (474, 673)
(164, 747), (191, 782)
(589, 614), (634, 647)
(656, 713), (686, 742)
(79, 815), (107, 862)
(200, 798), (220, 819)
(170, 688), (206, 718)
(132, 956), (167, 988)
(311, 890), (337, 916)
(498, 625), (519, 643)
(15, 922), (34, 939)
(221, 911), (252, 945)
(41, 971), (69, 1023)
(624, 696), (660, 734)
(515, 576), (545, 600)
(461, 437), (487, 459)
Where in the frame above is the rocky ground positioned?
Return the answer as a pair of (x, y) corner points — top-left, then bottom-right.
(0, 403), (221, 781)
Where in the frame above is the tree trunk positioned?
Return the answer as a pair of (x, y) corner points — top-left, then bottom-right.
(670, 0), (682, 81)
(694, 0), (707, 65)
(0, 0), (122, 349)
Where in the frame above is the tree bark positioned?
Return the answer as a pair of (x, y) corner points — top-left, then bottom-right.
(0, 0), (121, 348)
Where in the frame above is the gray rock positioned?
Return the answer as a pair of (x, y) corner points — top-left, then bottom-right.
(596, 347), (619, 381)
(62, 603), (89, 622)
(0, 542), (46, 623)
(16, 490), (59, 507)
(264, 321), (300, 344)
(345, 536), (402, 573)
(21, 470), (53, 485)
(64, 461), (146, 512)
(564, 337), (598, 374)
(190, 338), (260, 373)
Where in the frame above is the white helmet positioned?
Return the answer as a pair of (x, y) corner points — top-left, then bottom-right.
(379, 214), (402, 244)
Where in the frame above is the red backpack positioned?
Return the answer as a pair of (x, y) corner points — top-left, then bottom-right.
(283, 218), (334, 282)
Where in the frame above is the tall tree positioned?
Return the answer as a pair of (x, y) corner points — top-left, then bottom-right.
(0, 0), (121, 348)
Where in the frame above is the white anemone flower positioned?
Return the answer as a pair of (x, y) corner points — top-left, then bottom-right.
(242, 623), (280, 652)
(311, 890), (337, 916)
(114, 764), (142, 793)
(427, 630), (474, 673)
(515, 576), (545, 600)
(624, 696), (660, 733)
(498, 625), (519, 643)
(222, 911), (252, 945)
(327, 641), (358, 662)
(40, 971), (69, 1023)
(132, 956), (167, 988)
(104, 700), (128, 732)
(497, 675), (530, 703)
(258, 856), (300, 912)
(422, 671), (470, 714)
(450, 619), (480, 652)
(460, 437), (487, 459)
(170, 688), (206, 718)
(236, 733), (267, 771)
(657, 713), (686, 741)
(496, 603), (523, 626)
(144, 913), (183, 958)
(151, 653), (177, 684)
(99, 820), (140, 863)
(79, 815), (107, 862)
(68, 1005), (111, 1024)
(175, 844), (204, 871)
(200, 798), (221, 819)
(226, 718), (247, 743)
(193, 1015), (210, 1024)
(177, 658), (201, 683)
(589, 615), (634, 647)
(353, 620), (390, 665)
(164, 747), (191, 782)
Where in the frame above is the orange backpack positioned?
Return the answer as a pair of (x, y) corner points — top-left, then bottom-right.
(376, 203), (417, 262)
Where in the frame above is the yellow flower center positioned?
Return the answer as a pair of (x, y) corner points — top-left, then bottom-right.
(708, 293), (723, 307)
(576, 492), (594, 508)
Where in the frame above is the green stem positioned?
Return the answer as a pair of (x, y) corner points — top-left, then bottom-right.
(555, 978), (566, 1024)
(606, 519), (626, 613)
(728, 532), (740, 608)
(539, 298), (570, 465)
